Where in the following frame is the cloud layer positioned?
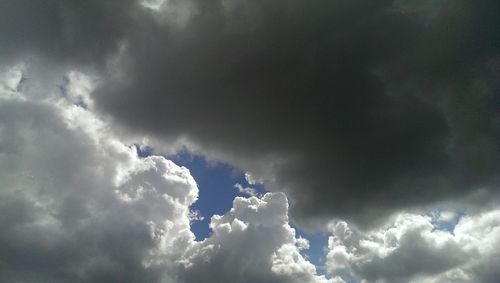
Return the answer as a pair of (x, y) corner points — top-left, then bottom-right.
(92, 0), (500, 225)
(1, 0), (498, 227)
(0, 1), (499, 282)
(0, 68), (333, 282)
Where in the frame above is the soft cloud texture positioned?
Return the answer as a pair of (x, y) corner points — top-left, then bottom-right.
(0, 67), (197, 282)
(0, 65), (331, 282)
(0, 0), (498, 227)
(94, 0), (499, 226)
(326, 209), (500, 282)
(0, 1), (498, 282)
(234, 183), (260, 197)
(181, 193), (342, 283)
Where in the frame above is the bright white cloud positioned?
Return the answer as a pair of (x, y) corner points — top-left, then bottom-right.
(181, 193), (342, 283)
(234, 182), (260, 197)
(245, 172), (264, 185)
(0, 66), (199, 282)
(326, 209), (500, 283)
(140, 0), (167, 11)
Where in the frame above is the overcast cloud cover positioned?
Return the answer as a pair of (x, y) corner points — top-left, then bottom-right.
(0, 0), (499, 282)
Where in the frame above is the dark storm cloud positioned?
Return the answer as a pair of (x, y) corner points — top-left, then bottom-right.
(0, 0), (136, 67)
(94, 0), (499, 226)
(1, 0), (498, 226)
(1, 1), (500, 282)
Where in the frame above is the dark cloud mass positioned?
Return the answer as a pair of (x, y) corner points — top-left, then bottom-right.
(95, 0), (499, 225)
(1, 0), (499, 226)
(0, 0), (136, 67)
(1, 1), (500, 282)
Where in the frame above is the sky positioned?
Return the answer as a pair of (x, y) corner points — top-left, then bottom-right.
(167, 150), (265, 240)
(0, 1), (499, 282)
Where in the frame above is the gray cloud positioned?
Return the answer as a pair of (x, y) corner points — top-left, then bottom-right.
(0, 0), (136, 68)
(93, 0), (499, 226)
(1, 2), (499, 280)
(0, 0), (498, 227)
(0, 69), (334, 283)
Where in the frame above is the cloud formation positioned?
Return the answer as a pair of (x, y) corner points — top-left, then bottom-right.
(96, 0), (498, 225)
(0, 0), (498, 227)
(0, 68), (196, 282)
(0, 67), (331, 282)
(326, 209), (500, 282)
(181, 193), (340, 283)
(0, 1), (499, 281)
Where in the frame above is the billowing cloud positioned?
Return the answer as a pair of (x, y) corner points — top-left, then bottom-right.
(326, 209), (500, 282)
(0, 1), (499, 281)
(0, 0), (498, 227)
(0, 67), (197, 282)
(0, 66), (330, 282)
(180, 192), (342, 283)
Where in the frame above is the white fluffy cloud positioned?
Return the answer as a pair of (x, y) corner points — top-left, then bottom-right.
(0, 64), (333, 283)
(0, 65), (198, 282)
(181, 193), (342, 283)
(1, 1), (498, 281)
(234, 183), (260, 197)
(326, 209), (500, 283)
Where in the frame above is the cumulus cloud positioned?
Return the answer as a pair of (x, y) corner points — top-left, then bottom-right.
(0, 65), (331, 282)
(0, 0), (498, 227)
(326, 209), (500, 283)
(0, 68), (198, 282)
(0, 1), (499, 281)
(181, 193), (341, 283)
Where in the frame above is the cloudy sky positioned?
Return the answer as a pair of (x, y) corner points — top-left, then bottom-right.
(0, 1), (498, 282)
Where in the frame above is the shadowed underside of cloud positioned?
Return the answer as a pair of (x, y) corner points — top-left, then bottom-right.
(0, 72), (338, 283)
(1, 0), (498, 227)
(0, 73), (498, 282)
(0, 2), (499, 282)
(92, 0), (499, 226)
